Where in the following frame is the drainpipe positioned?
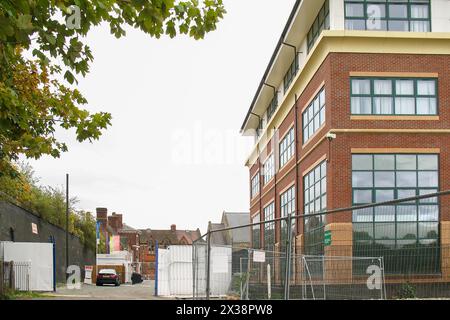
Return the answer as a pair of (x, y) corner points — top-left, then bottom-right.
(258, 145), (263, 249)
(294, 94), (300, 248)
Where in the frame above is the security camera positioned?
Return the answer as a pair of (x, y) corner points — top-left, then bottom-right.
(326, 132), (336, 140)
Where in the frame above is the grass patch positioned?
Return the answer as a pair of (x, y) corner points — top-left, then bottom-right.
(0, 289), (54, 300)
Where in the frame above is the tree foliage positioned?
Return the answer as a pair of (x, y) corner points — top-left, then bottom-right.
(0, 0), (225, 175)
(0, 162), (97, 251)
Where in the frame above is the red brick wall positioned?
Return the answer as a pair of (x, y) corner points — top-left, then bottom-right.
(248, 52), (450, 245)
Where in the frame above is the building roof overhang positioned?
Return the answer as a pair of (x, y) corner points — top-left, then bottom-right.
(244, 31), (450, 167)
(240, 0), (329, 135)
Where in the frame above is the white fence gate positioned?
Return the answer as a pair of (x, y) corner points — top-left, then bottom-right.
(0, 242), (54, 291)
(158, 245), (232, 298)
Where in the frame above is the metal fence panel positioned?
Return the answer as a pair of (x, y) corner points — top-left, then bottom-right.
(193, 191), (450, 300)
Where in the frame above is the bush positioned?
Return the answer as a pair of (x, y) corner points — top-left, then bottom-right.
(398, 282), (417, 299)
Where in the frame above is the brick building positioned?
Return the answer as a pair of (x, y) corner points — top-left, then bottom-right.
(96, 208), (140, 261)
(138, 225), (202, 279)
(240, 0), (450, 284)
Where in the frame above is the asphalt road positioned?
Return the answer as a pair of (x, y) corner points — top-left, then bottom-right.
(38, 280), (167, 300)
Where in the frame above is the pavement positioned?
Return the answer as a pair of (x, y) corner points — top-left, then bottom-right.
(35, 280), (168, 300)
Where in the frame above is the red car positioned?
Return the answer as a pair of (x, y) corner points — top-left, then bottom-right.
(96, 269), (120, 286)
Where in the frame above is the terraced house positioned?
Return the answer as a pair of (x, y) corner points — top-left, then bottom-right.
(241, 0), (450, 285)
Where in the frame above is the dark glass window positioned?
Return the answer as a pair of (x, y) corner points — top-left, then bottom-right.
(252, 214), (261, 249)
(351, 77), (437, 115)
(303, 88), (326, 143)
(344, 0), (431, 32)
(279, 128), (295, 168)
(263, 202), (275, 251)
(304, 161), (327, 255)
(251, 173), (260, 199)
(352, 153), (440, 274)
(283, 57), (299, 94)
(280, 186), (296, 248)
(307, 0), (330, 53)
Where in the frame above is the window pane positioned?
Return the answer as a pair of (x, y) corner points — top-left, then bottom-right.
(411, 5), (429, 19)
(419, 189), (438, 203)
(398, 189), (417, 203)
(346, 3), (364, 17)
(345, 19), (366, 30)
(374, 171), (395, 187)
(396, 154), (416, 170)
(351, 97), (372, 114)
(374, 223), (395, 239)
(396, 80), (414, 95)
(354, 189), (372, 203)
(353, 172), (373, 187)
(418, 205), (439, 221)
(375, 206), (396, 222)
(416, 98), (436, 115)
(352, 79), (371, 94)
(418, 171), (438, 187)
(353, 223), (373, 240)
(374, 155), (395, 170)
(411, 21), (429, 32)
(395, 97), (415, 114)
(367, 4), (386, 19)
(367, 19), (387, 31)
(388, 20), (409, 31)
(418, 155), (438, 170)
(376, 189), (394, 202)
(417, 80), (435, 95)
(397, 205), (417, 222)
(374, 80), (392, 95)
(374, 97), (393, 114)
(353, 208), (373, 223)
(397, 171), (417, 187)
(352, 155), (373, 170)
(389, 4), (407, 18)
(397, 223), (417, 240)
(419, 222), (438, 239)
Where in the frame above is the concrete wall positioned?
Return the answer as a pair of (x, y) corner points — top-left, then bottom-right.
(431, 0), (450, 32)
(0, 201), (95, 284)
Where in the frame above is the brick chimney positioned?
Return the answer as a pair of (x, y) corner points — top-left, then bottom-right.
(108, 212), (123, 231)
(96, 207), (107, 220)
(171, 224), (176, 232)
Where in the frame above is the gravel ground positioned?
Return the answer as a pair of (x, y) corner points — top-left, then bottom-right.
(34, 280), (169, 300)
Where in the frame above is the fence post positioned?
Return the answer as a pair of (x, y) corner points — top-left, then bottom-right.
(9, 261), (15, 291)
(192, 243), (196, 300)
(206, 231), (211, 300)
(154, 240), (159, 297)
(284, 214), (293, 300)
(0, 261), (3, 295)
(246, 249), (250, 300)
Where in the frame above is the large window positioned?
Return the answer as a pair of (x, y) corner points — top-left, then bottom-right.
(251, 173), (260, 199)
(304, 160), (327, 255)
(264, 203), (275, 251)
(280, 186), (296, 248)
(345, 0), (431, 32)
(263, 154), (275, 185)
(352, 154), (440, 274)
(351, 78), (437, 115)
(267, 95), (278, 120)
(307, 0), (330, 53)
(284, 56), (299, 94)
(303, 88), (326, 144)
(252, 214), (261, 249)
(279, 128), (295, 168)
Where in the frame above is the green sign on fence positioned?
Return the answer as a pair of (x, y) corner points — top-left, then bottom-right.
(324, 230), (332, 246)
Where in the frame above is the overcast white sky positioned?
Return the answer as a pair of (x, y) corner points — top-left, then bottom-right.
(26, 0), (296, 234)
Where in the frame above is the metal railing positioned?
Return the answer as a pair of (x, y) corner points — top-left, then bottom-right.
(193, 190), (450, 300)
(1, 261), (31, 295)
